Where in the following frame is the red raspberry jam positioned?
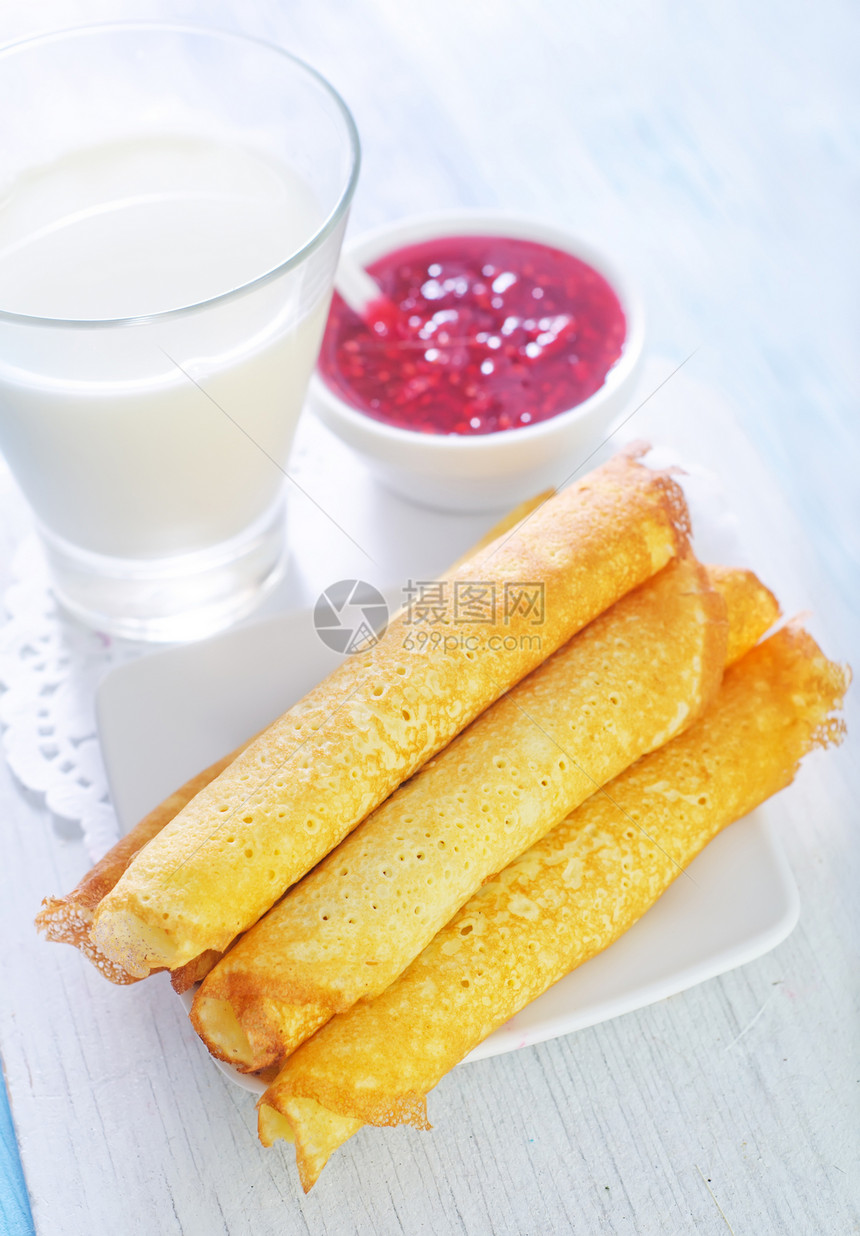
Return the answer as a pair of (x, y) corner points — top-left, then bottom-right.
(318, 235), (627, 436)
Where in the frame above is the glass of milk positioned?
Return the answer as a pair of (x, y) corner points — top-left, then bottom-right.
(0, 24), (359, 640)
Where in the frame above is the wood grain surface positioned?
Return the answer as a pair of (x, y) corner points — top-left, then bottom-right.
(1, 2), (857, 1234)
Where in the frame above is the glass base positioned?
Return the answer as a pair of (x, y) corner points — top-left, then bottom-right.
(39, 500), (287, 642)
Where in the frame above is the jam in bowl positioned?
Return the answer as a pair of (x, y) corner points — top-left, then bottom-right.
(310, 213), (645, 512)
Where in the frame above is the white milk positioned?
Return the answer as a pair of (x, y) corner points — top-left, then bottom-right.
(0, 136), (329, 559)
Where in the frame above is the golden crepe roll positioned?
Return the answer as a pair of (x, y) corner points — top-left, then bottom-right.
(258, 623), (849, 1190)
(36, 492), (552, 988)
(192, 553), (733, 1070)
(704, 565), (779, 665)
(92, 447), (689, 979)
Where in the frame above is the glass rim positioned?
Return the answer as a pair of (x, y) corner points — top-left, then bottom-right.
(0, 21), (361, 330)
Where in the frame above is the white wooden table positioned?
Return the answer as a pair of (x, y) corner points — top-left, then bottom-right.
(1, 2), (857, 1233)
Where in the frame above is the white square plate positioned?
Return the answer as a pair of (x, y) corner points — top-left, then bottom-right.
(96, 589), (799, 1094)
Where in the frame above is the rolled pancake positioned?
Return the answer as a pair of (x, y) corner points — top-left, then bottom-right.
(258, 623), (849, 1190)
(192, 553), (730, 1070)
(36, 494), (551, 987)
(706, 565), (779, 664)
(92, 447), (689, 978)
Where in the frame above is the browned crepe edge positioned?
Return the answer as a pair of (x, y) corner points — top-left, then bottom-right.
(35, 748), (242, 984)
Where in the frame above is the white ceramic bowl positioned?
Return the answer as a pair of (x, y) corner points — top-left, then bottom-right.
(309, 211), (645, 512)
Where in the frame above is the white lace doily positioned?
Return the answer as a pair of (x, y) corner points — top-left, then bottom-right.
(0, 534), (142, 861)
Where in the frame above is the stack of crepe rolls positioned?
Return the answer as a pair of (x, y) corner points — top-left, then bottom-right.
(33, 445), (849, 1198)
(191, 552), (729, 1069)
(35, 490), (553, 989)
(257, 621), (849, 1191)
(86, 447), (691, 981)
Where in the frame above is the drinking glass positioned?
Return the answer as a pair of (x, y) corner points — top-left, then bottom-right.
(0, 24), (359, 640)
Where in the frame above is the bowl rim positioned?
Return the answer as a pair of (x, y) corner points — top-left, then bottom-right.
(310, 209), (645, 453)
